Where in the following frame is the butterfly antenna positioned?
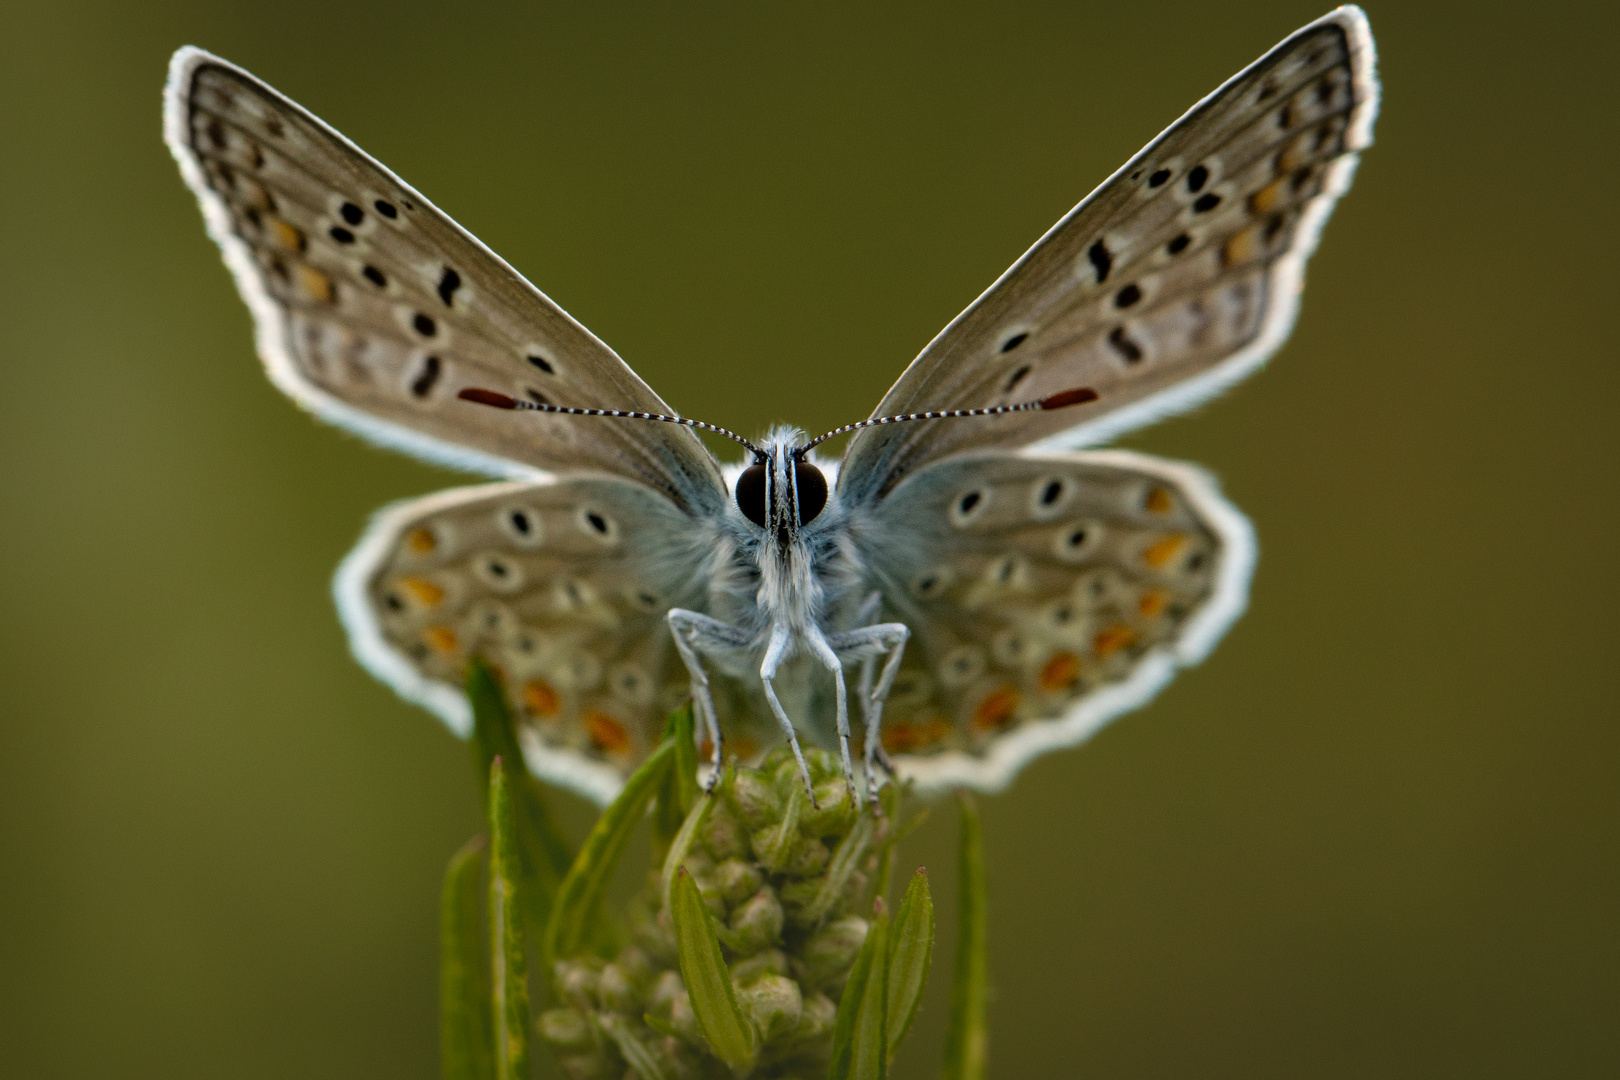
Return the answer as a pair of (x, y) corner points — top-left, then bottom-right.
(797, 386), (1099, 454)
(458, 388), (762, 457)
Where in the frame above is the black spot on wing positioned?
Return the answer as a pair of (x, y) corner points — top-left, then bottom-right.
(411, 355), (442, 397)
(1088, 240), (1112, 284)
(1186, 165), (1209, 192)
(1148, 168), (1171, 187)
(413, 313), (437, 337)
(373, 199), (398, 218)
(1107, 326), (1142, 363)
(437, 267), (461, 307)
(1192, 193), (1221, 213)
(526, 354), (554, 374)
(363, 265), (387, 288)
(340, 202), (364, 225)
(1114, 284), (1142, 309)
(1000, 332), (1028, 353)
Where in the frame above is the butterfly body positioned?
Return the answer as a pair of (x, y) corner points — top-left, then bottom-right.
(166, 7), (1377, 804)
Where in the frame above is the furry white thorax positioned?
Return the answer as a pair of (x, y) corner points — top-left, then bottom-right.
(713, 428), (863, 658)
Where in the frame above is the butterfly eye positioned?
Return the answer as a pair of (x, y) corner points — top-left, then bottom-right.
(794, 462), (828, 524)
(736, 463), (768, 527)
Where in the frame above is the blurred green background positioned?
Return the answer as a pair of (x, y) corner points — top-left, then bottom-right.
(3, 1), (1616, 1076)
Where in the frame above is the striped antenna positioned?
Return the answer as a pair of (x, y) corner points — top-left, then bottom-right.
(796, 386), (1099, 454)
(457, 388), (762, 456)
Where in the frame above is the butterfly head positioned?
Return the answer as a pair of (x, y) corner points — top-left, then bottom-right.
(735, 431), (829, 548)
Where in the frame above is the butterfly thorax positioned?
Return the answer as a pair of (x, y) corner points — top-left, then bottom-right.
(727, 430), (861, 647)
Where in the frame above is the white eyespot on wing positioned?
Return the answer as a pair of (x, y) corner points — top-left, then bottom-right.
(991, 626), (1036, 668)
(1053, 520), (1107, 562)
(465, 599), (519, 642)
(609, 663), (656, 707)
(575, 505), (619, 545)
(937, 645), (987, 689)
(497, 504), (545, 548)
(1029, 475), (1073, 519)
(470, 551), (525, 593)
(949, 488), (992, 528)
(907, 566), (956, 601)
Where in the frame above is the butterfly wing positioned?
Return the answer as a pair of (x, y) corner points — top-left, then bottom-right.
(849, 449), (1252, 794)
(336, 474), (728, 805)
(164, 48), (727, 513)
(838, 7), (1377, 504)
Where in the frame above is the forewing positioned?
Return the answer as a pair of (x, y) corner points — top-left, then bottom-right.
(335, 476), (717, 805)
(165, 48), (726, 513)
(850, 450), (1253, 794)
(839, 8), (1377, 503)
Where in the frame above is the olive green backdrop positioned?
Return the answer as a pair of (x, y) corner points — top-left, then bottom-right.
(2, 1), (1615, 1077)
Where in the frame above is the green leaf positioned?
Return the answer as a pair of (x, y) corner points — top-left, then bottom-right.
(830, 902), (888, 1080)
(661, 793), (716, 915)
(544, 737), (674, 966)
(885, 868), (934, 1064)
(599, 1013), (672, 1080)
(487, 761), (529, 1080)
(440, 836), (494, 1080)
(942, 795), (988, 1080)
(671, 866), (757, 1071)
(804, 812), (875, 925)
(465, 659), (573, 929)
(653, 706), (700, 857)
(672, 704), (700, 816)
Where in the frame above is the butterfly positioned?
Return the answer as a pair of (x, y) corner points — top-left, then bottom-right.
(164, 7), (1378, 806)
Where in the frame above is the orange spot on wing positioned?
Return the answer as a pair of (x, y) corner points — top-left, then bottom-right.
(424, 626), (459, 655)
(398, 577), (444, 606)
(295, 264), (333, 302)
(883, 717), (953, 753)
(1144, 487), (1174, 514)
(1039, 652), (1082, 692)
(1250, 177), (1287, 214)
(1138, 589), (1169, 618)
(971, 687), (1020, 731)
(405, 528), (437, 554)
(1222, 226), (1261, 268)
(586, 711), (632, 755)
(267, 216), (305, 253)
(523, 680), (560, 717)
(1142, 534), (1187, 568)
(1275, 133), (1311, 174)
(1093, 624), (1135, 658)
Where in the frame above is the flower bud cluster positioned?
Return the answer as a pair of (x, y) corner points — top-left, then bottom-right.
(539, 746), (892, 1079)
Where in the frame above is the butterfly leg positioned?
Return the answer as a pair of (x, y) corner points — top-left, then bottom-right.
(667, 608), (749, 790)
(851, 592), (882, 756)
(759, 622), (819, 806)
(803, 625), (856, 805)
(827, 622), (910, 799)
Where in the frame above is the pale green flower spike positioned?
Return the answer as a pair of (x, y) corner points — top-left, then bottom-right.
(536, 742), (935, 1079)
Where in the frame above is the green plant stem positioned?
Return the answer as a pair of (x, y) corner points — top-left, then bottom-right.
(943, 795), (988, 1080)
